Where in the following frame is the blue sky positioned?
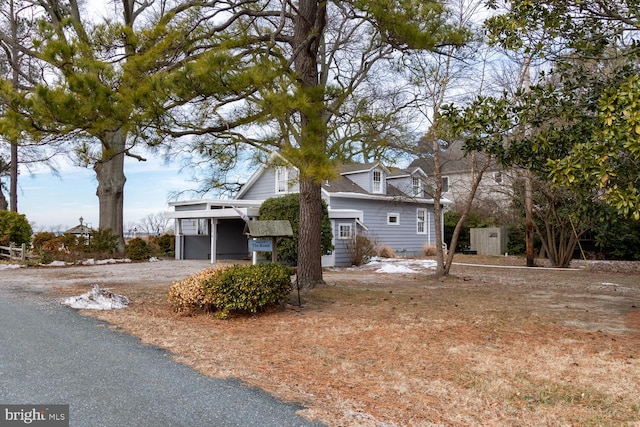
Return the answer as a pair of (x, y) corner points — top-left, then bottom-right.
(15, 156), (199, 232)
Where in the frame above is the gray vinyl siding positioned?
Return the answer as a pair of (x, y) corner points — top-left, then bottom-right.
(345, 168), (386, 195)
(329, 197), (435, 258)
(239, 169), (277, 199)
(333, 219), (357, 267)
(387, 176), (412, 196)
(239, 168), (300, 200)
(175, 203), (207, 211)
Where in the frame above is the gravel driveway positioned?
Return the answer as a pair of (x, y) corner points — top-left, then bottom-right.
(0, 260), (323, 427)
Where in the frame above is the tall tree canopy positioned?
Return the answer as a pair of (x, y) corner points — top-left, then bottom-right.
(481, 0), (640, 219)
(0, 0), (467, 285)
(0, 0), (230, 247)
(146, 0), (468, 287)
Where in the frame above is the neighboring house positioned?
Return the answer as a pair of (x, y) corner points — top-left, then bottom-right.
(166, 153), (447, 267)
(410, 140), (514, 213)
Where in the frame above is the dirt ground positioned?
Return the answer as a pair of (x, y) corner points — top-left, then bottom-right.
(31, 256), (640, 426)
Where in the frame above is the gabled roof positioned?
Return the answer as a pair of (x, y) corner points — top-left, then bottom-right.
(338, 161), (390, 176)
(410, 140), (501, 175)
(321, 175), (368, 194)
(235, 152), (288, 200)
(386, 166), (428, 179)
(235, 151), (437, 202)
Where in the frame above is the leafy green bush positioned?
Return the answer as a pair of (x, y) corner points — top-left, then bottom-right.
(168, 263), (292, 318)
(203, 263), (292, 318)
(89, 228), (119, 255)
(125, 237), (151, 260)
(0, 211), (32, 246)
(258, 193), (333, 265)
(151, 233), (175, 256)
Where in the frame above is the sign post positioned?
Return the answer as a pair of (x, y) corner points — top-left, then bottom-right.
(244, 220), (293, 264)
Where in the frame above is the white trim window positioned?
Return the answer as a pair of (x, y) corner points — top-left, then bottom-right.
(372, 170), (382, 193)
(275, 167), (288, 193)
(441, 176), (449, 193)
(412, 177), (422, 197)
(387, 213), (400, 225)
(181, 218), (209, 236)
(338, 223), (353, 239)
(417, 208), (427, 234)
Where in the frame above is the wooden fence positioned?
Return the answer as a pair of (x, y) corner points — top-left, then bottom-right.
(0, 243), (27, 261)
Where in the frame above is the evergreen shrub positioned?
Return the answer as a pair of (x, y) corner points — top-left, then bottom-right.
(168, 263), (292, 318)
(0, 211), (32, 246)
(125, 237), (151, 260)
(258, 193), (333, 265)
(203, 263), (292, 319)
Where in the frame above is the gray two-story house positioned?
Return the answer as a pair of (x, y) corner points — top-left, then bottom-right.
(166, 154), (446, 267)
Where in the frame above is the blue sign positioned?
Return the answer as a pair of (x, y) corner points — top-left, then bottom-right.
(248, 239), (272, 252)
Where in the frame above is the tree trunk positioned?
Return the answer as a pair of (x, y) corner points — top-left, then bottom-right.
(525, 171), (535, 267)
(94, 129), (127, 251)
(0, 187), (8, 210)
(292, 0), (327, 289)
(297, 177), (325, 289)
(9, 0), (19, 213)
(9, 142), (17, 212)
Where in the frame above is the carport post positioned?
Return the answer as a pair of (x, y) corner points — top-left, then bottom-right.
(210, 219), (218, 264)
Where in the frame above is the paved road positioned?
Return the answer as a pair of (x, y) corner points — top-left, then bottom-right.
(0, 270), (323, 427)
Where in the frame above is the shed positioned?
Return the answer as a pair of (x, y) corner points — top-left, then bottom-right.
(470, 227), (508, 256)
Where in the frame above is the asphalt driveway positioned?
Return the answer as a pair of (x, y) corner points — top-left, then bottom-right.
(0, 276), (322, 427)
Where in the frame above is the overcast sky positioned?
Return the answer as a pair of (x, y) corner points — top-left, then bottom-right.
(16, 156), (198, 232)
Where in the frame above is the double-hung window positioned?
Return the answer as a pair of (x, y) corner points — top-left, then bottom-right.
(412, 177), (422, 197)
(372, 170), (382, 193)
(276, 167), (288, 193)
(441, 176), (449, 193)
(417, 209), (427, 234)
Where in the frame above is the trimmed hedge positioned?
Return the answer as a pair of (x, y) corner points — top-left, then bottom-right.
(168, 263), (292, 318)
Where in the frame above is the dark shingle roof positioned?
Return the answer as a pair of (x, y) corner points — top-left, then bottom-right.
(321, 175), (368, 194)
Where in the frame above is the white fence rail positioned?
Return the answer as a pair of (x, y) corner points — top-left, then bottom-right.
(0, 243), (27, 261)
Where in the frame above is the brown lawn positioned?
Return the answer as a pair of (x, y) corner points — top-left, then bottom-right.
(55, 256), (640, 426)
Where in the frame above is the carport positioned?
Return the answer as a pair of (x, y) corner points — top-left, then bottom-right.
(167, 199), (262, 263)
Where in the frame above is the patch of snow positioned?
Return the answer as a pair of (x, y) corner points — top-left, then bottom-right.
(96, 258), (132, 265)
(62, 285), (129, 310)
(0, 264), (24, 270)
(149, 257), (161, 262)
(341, 257), (437, 273)
(42, 260), (69, 267)
(376, 264), (417, 273)
(82, 258), (132, 265)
